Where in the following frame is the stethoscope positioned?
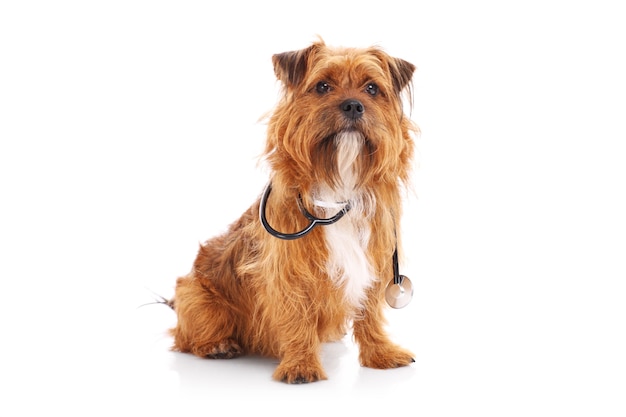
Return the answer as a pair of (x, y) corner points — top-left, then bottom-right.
(259, 182), (413, 308)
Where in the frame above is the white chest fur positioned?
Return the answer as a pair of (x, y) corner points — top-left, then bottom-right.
(322, 208), (375, 308)
(315, 131), (377, 309)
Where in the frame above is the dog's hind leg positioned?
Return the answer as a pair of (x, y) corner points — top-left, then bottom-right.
(169, 274), (243, 359)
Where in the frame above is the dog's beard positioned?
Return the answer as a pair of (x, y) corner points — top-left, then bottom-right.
(334, 131), (363, 194)
(313, 130), (371, 201)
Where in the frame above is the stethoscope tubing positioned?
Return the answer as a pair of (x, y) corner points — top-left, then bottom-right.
(259, 182), (351, 240)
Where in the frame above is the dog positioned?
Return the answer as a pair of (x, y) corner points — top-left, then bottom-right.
(168, 39), (418, 383)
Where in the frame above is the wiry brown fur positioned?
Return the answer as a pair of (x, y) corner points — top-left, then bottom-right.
(169, 40), (418, 383)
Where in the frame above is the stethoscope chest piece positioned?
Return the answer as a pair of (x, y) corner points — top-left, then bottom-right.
(385, 275), (413, 309)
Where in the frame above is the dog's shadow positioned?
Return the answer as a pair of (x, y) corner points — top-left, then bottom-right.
(170, 351), (277, 393)
(169, 339), (350, 394)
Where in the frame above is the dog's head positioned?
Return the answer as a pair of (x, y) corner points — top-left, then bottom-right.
(265, 40), (417, 200)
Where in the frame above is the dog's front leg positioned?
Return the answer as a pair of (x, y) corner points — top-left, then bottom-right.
(353, 294), (415, 369)
(273, 349), (327, 384)
(272, 325), (327, 384)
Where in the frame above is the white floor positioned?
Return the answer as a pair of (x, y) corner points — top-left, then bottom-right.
(2, 1), (626, 416)
(128, 301), (424, 414)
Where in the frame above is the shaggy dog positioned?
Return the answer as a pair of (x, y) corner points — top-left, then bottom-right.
(168, 40), (418, 383)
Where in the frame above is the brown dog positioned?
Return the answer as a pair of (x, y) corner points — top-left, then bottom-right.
(169, 40), (418, 383)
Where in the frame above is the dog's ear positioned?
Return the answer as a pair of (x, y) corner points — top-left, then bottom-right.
(272, 43), (320, 88)
(388, 57), (416, 94)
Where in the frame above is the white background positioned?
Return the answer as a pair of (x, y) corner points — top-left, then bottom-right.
(1, 1), (625, 415)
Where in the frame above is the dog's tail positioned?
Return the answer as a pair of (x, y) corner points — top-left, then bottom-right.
(139, 289), (175, 310)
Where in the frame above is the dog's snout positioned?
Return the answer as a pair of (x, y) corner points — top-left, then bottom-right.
(340, 99), (364, 120)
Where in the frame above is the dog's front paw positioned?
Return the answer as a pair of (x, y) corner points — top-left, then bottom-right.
(359, 344), (415, 369)
(273, 359), (328, 384)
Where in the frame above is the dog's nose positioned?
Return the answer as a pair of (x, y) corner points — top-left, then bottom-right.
(340, 99), (364, 120)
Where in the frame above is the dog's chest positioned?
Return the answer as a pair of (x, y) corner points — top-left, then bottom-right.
(320, 206), (375, 309)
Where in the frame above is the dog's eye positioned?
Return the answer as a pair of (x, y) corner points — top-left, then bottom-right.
(316, 81), (331, 94)
(365, 83), (379, 96)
